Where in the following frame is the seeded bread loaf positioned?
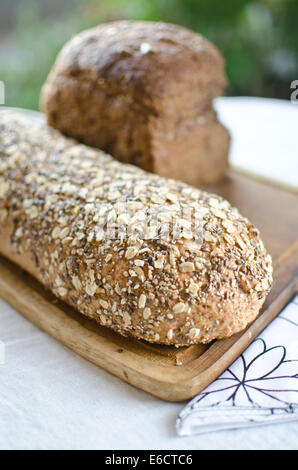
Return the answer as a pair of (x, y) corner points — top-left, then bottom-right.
(40, 20), (230, 187)
(0, 111), (272, 346)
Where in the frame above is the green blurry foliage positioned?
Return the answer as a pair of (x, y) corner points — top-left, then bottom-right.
(0, 0), (297, 110)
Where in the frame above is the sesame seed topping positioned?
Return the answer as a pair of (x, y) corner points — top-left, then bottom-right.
(189, 328), (200, 339)
(57, 287), (67, 297)
(123, 312), (131, 326)
(222, 220), (236, 234)
(134, 259), (144, 267)
(138, 294), (147, 309)
(179, 262), (195, 273)
(154, 254), (165, 269)
(125, 246), (139, 259)
(99, 299), (109, 309)
(52, 227), (61, 239)
(173, 302), (187, 314)
(167, 329), (174, 340)
(204, 232), (216, 243)
(143, 307), (151, 319)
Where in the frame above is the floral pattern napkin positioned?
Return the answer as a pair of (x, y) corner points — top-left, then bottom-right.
(177, 294), (298, 436)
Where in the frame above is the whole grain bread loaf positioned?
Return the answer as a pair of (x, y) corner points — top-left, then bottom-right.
(0, 110), (272, 346)
(40, 20), (230, 187)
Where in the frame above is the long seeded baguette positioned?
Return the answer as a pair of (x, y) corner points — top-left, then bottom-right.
(0, 110), (273, 346)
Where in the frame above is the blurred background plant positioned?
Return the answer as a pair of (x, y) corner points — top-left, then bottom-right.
(0, 0), (297, 110)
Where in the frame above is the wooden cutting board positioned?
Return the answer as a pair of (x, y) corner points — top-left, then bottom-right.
(0, 167), (297, 402)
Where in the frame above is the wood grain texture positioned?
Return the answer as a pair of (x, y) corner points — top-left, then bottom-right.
(0, 168), (297, 401)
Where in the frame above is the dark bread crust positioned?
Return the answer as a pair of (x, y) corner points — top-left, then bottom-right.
(41, 21), (230, 186)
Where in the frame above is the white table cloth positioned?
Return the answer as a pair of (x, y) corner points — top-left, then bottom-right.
(0, 97), (297, 450)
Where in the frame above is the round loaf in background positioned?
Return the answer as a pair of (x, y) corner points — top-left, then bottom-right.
(0, 111), (272, 346)
(40, 20), (230, 187)
(41, 20), (227, 104)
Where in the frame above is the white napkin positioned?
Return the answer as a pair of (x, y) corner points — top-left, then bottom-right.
(177, 294), (298, 436)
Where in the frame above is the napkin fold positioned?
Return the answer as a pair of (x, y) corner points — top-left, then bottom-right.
(177, 295), (298, 436)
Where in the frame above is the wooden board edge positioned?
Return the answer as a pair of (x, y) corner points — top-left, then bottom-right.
(229, 165), (298, 194)
(0, 251), (297, 401)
